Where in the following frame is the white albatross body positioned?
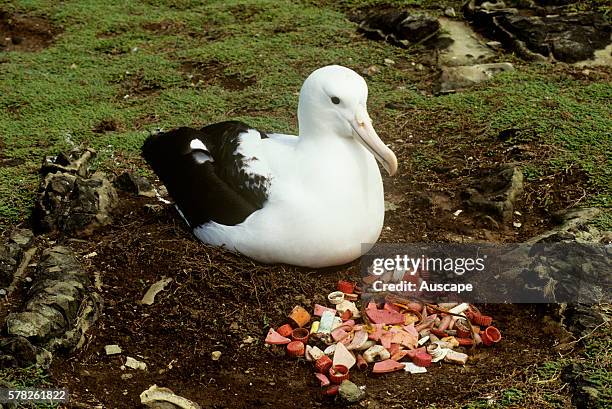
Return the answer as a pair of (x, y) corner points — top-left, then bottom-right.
(143, 65), (398, 268)
(194, 131), (385, 267)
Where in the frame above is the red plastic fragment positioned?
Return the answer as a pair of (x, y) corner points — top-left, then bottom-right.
(315, 355), (333, 373)
(413, 351), (432, 367)
(314, 304), (336, 317)
(372, 359), (405, 373)
(323, 385), (340, 396)
(356, 354), (368, 371)
(430, 328), (448, 338)
(390, 350), (410, 362)
(366, 308), (404, 325)
(277, 324), (293, 338)
(340, 309), (353, 321)
(383, 302), (400, 312)
(291, 327), (310, 344)
(456, 337), (474, 346)
(468, 311), (493, 327)
(287, 341), (305, 357)
(329, 364), (350, 384)
(315, 372), (330, 387)
(265, 328), (291, 345)
(337, 280), (355, 294)
(406, 347), (426, 360)
(480, 326), (502, 346)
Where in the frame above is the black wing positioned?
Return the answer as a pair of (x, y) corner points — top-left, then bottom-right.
(142, 121), (270, 227)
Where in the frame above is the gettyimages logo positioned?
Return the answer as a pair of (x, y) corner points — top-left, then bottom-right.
(371, 254), (487, 276)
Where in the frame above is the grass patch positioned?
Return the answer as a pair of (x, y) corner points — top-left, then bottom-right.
(1, 1), (610, 225)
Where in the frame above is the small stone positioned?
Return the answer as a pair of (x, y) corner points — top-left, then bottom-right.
(339, 380), (365, 403)
(211, 351), (222, 361)
(242, 336), (255, 344)
(362, 65), (380, 76)
(437, 63), (514, 93)
(121, 373), (133, 380)
(513, 222), (522, 228)
(105, 344), (122, 355)
(125, 356), (147, 370)
(383, 58), (395, 66)
(444, 7), (456, 17)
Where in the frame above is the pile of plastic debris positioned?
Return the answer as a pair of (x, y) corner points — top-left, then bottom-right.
(264, 280), (502, 397)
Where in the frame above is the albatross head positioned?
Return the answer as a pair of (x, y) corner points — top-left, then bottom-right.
(298, 65), (398, 176)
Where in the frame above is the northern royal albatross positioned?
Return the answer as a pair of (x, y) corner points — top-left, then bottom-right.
(142, 65), (398, 268)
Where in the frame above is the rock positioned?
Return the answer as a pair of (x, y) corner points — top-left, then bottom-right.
(125, 356), (147, 370)
(3, 245), (102, 360)
(461, 165), (523, 222)
(105, 344), (122, 355)
(34, 149), (117, 235)
(114, 172), (156, 197)
(0, 336), (37, 368)
(437, 62), (514, 93)
(9, 229), (33, 248)
(40, 148), (94, 178)
(465, 2), (611, 63)
(527, 208), (606, 244)
(339, 380), (365, 403)
(358, 10), (440, 47)
(0, 244), (19, 288)
(438, 18), (495, 66)
(6, 311), (54, 341)
(211, 351), (222, 361)
(444, 7), (456, 17)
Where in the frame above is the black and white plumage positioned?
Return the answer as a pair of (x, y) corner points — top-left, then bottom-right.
(142, 65), (398, 268)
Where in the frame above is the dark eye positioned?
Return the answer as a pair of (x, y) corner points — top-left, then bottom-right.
(331, 96), (340, 105)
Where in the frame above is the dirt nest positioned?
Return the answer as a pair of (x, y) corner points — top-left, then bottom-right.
(0, 10), (59, 52)
(46, 194), (566, 408)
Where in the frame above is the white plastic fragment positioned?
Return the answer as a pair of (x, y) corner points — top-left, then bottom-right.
(333, 342), (356, 369)
(445, 350), (469, 365)
(448, 302), (470, 315)
(335, 300), (361, 318)
(362, 345), (390, 363)
(140, 384), (201, 409)
(125, 356), (147, 370)
(306, 345), (325, 361)
(140, 277), (173, 305)
(404, 362), (427, 374)
(324, 344), (337, 356)
(418, 336), (430, 346)
(328, 291), (345, 305)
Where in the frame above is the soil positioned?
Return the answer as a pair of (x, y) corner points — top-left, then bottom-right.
(0, 10), (59, 52)
(181, 61), (257, 91)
